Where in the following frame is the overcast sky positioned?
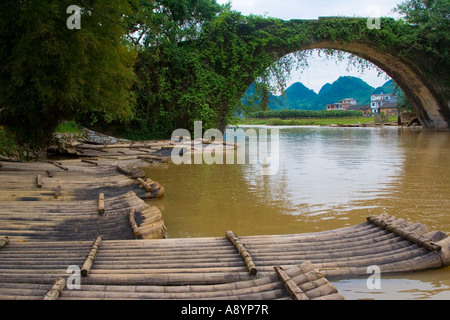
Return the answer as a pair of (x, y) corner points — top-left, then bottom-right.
(216, 0), (404, 92)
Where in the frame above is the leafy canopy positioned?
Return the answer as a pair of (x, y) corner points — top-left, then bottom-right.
(0, 0), (136, 148)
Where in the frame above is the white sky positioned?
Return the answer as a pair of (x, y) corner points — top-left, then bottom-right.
(216, 0), (404, 92)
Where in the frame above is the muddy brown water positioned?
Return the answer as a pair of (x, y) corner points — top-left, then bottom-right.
(143, 126), (450, 300)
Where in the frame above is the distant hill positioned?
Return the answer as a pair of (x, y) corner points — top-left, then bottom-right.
(372, 79), (397, 95)
(269, 82), (317, 110)
(242, 77), (398, 111)
(312, 76), (375, 109)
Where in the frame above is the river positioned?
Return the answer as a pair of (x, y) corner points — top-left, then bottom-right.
(142, 126), (450, 300)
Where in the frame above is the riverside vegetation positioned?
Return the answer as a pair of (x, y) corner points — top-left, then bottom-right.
(0, 0), (448, 155)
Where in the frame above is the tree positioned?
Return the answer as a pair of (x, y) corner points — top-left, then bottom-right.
(128, 6), (301, 138)
(395, 0), (450, 66)
(0, 0), (136, 149)
(122, 0), (226, 139)
(396, 90), (415, 113)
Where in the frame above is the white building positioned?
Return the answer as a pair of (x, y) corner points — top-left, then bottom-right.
(371, 93), (398, 113)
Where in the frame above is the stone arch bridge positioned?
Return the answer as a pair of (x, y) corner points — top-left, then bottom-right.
(238, 17), (450, 130)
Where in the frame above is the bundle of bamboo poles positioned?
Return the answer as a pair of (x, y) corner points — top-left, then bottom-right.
(56, 263), (341, 300)
(43, 278), (66, 300)
(116, 164), (145, 179)
(0, 210), (449, 300)
(275, 262), (345, 300)
(129, 209), (141, 238)
(134, 177), (165, 199)
(367, 214), (442, 252)
(0, 157), (167, 241)
(0, 159), (148, 202)
(275, 266), (309, 300)
(81, 237), (102, 277)
(131, 206), (166, 239)
(226, 230), (257, 275)
(0, 191), (165, 241)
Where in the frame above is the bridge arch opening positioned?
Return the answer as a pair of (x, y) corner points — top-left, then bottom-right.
(244, 44), (449, 130)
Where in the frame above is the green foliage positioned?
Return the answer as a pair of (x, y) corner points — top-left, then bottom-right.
(395, 0), (450, 60)
(130, 4), (299, 137)
(1, 0), (447, 149)
(126, 0), (227, 139)
(0, 0), (136, 149)
(0, 126), (19, 158)
(374, 113), (390, 124)
(243, 78), (398, 112)
(396, 90), (415, 113)
(55, 121), (84, 134)
(112, 0), (450, 138)
(372, 80), (397, 95)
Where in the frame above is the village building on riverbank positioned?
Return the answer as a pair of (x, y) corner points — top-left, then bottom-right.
(326, 93), (398, 116)
(326, 98), (371, 116)
(370, 93), (398, 115)
(326, 98), (357, 111)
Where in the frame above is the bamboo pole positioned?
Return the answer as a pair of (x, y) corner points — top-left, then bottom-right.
(58, 285), (286, 300)
(367, 215), (442, 252)
(54, 186), (62, 199)
(81, 159), (98, 166)
(137, 178), (152, 192)
(116, 164), (145, 178)
(129, 209), (141, 238)
(43, 278), (66, 300)
(305, 282), (339, 299)
(312, 293), (346, 300)
(49, 161), (68, 171)
(81, 237), (102, 277)
(98, 193), (105, 215)
(226, 230), (257, 275)
(274, 266), (309, 300)
(0, 236), (9, 248)
(151, 182), (165, 198)
(138, 155), (163, 161)
(36, 174), (42, 188)
(76, 142), (172, 150)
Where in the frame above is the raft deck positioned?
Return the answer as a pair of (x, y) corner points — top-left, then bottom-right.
(0, 155), (449, 300)
(0, 159), (166, 240)
(0, 213), (449, 300)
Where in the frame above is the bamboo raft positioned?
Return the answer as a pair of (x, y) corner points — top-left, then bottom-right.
(0, 237), (344, 300)
(0, 214), (449, 300)
(1, 136), (449, 300)
(0, 159), (166, 241)
(61, 137), (237, 160)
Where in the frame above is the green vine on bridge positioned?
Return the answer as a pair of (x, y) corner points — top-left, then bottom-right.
(0, 0), (448, 150)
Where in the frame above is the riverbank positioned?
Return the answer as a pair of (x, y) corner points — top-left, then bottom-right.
(237, 116), (399, 127)
(1, 128), (450, 301)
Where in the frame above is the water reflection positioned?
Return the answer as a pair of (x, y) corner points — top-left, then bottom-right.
(334, 267), (450, 300)
(245, 127), (404, 218)
(143, 126), (450, 236)
(142, 126), (450, 299)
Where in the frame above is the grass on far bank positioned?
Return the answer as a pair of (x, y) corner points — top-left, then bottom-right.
(237, 116), (398, 126)
(55, 121), (84, 134)
(0, 126), (19, 158)
(1, 121), (85, 159)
